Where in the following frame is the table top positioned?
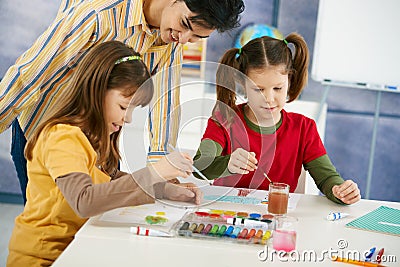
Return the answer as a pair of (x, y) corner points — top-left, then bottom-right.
(53, 192), (400, 267)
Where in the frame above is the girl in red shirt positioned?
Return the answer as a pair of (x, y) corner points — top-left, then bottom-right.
(194, 33), (360, 205)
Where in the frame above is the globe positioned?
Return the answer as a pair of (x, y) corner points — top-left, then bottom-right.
(234, 23), (284, 48)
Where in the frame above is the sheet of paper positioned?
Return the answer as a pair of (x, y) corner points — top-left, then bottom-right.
(98, 201), (189, 230)
(201, 185), (301, 210)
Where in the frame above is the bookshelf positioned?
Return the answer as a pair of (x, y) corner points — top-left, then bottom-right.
(182, 39), (207, 78)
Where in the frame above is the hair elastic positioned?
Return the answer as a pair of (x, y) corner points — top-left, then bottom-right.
(283, 39), (288, 45)
(115, 55), (141, 65)
(235, 47), (242, 59)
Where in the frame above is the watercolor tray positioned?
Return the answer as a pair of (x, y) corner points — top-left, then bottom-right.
(174, 209), (275, 246)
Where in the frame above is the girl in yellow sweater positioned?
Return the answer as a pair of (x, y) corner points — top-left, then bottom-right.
(7, 41), (201, 267)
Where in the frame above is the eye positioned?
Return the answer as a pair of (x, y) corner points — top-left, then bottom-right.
(120, 105), (127, 111)
(254, 88), (264, 92)
(181, 19), (189, 29)
(274, 87), (283, 91)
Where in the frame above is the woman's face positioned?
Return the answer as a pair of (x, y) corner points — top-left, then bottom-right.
(159, 1), (214, 44)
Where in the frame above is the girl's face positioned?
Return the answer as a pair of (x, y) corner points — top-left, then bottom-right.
(159, 1), (214, 44)
(245, 66), (289, 127)
(104, 88), (136, 135)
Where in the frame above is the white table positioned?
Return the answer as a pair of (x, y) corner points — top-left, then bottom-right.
(52, 193), (400, 267)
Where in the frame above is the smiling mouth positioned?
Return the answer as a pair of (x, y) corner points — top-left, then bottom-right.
(170, 30), (178, 42)
(112, 123), (120, 132)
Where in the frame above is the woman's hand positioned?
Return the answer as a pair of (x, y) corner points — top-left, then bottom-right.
(150, 151), (193, 181)
(164, 182), (203, 205)
(332, 180), (361, 204)
(228, 148), (258, 174)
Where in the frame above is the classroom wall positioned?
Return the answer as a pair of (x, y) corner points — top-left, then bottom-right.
(0, 0), (62, 202)
(279, 0), (400, 202)
(1, 0), (399, 202)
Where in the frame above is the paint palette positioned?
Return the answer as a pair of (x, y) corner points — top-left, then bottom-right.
(174, 209), (275, 246)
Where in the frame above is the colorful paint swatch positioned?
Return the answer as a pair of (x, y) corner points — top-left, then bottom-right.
(245, 229), (256, 240)
(177, 210), (273, 246)
(231, 227), (241, 238)
(224, 226), (235, 237)
(188, 223), (198, 232)
(217, 225), (227, 236)
(202, 224), (213, 235)
(238, 228), (248, 239)
(253, 229), (264, 244)
(194, 223), (205, 234)
(209, 225), (220, 235)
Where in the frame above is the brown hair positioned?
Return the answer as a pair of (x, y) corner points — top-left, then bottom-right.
(214, 33), (309, 123)
(25, 41), (154, 175)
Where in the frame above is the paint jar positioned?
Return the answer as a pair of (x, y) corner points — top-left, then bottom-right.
(267, 183), (289, 215)
(272, 215), (298, 252)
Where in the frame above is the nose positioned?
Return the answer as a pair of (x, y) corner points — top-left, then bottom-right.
(124, 111), (132, 124)
(178, 31), (191, 44)
(263, 90), (274, 104)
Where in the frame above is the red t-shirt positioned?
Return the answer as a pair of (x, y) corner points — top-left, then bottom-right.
(201, 103), (326, 192)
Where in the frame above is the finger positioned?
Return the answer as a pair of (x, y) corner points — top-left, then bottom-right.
(181, 183), (203, 205)
(249, 152), (258, 165)
(341, 188), (361, 204)
(342, 192), (361, 204)
(178, 169), (190, 178)
(234, 153), (253, 169)
(230, 164), (249, 174)
(239, 154), (257, 170)
(232, 160), (251, 174)
(194, 187), (203, 205)
(171, 157), (193, 175)
(336, 181), (355, 198)
(176, 186), (195, 199)
(178, 182), (196, 188)
(332, 185), (340, 197)
(181, 152), (194, 164)
(237, 151), (257, 170)
(180, 156), (194, 173)
(167, 178), (180, 184)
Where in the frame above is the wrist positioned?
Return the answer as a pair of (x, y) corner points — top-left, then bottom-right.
(153, 182), (166, 199)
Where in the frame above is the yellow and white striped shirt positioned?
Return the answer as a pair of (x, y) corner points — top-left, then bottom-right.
(0, 0), (182, 162)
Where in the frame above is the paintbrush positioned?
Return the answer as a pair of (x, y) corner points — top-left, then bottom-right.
(263, 172), (273, 184)
(168, 144), (212, 185)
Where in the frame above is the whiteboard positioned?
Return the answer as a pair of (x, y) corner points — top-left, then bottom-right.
(311, 0), (400, 91)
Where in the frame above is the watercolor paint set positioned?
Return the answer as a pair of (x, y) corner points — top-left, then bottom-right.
(174, 209), (275, 245)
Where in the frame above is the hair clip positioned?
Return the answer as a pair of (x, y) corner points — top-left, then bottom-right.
(115, 55), (141, 65)
(283, 39), (288, 45)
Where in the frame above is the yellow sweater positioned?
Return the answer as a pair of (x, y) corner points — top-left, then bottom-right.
(7, 124), (110, 266)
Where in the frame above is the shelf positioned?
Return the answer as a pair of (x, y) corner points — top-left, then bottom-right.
(182, 39), (207, 78)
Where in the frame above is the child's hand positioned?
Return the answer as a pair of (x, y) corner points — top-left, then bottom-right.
(332, 180), (361, 204)
(150, 151), (193, 181)
(164, 182), (203, 205)
(228, 148), (258, 174)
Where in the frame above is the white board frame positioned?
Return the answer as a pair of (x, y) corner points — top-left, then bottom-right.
(311, 0), (400, 92)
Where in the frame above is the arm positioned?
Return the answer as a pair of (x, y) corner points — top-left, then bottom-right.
(193, 115), (257, 180)
(305, 154), (360, 204)
(57, 170), (202, 218)
(146, 44), (183, 163)
(111, 170), (129, 180)
(43, 125), (199, 218)
(56, 168), (165, 218)
(193, 139), (232, 180)
(0, 2), (97, 133)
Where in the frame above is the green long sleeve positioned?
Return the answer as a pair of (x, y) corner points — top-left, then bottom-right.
(193, 139), (231, 180)
(304, 154), (346, 204)
(194, 139), (346, 205)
